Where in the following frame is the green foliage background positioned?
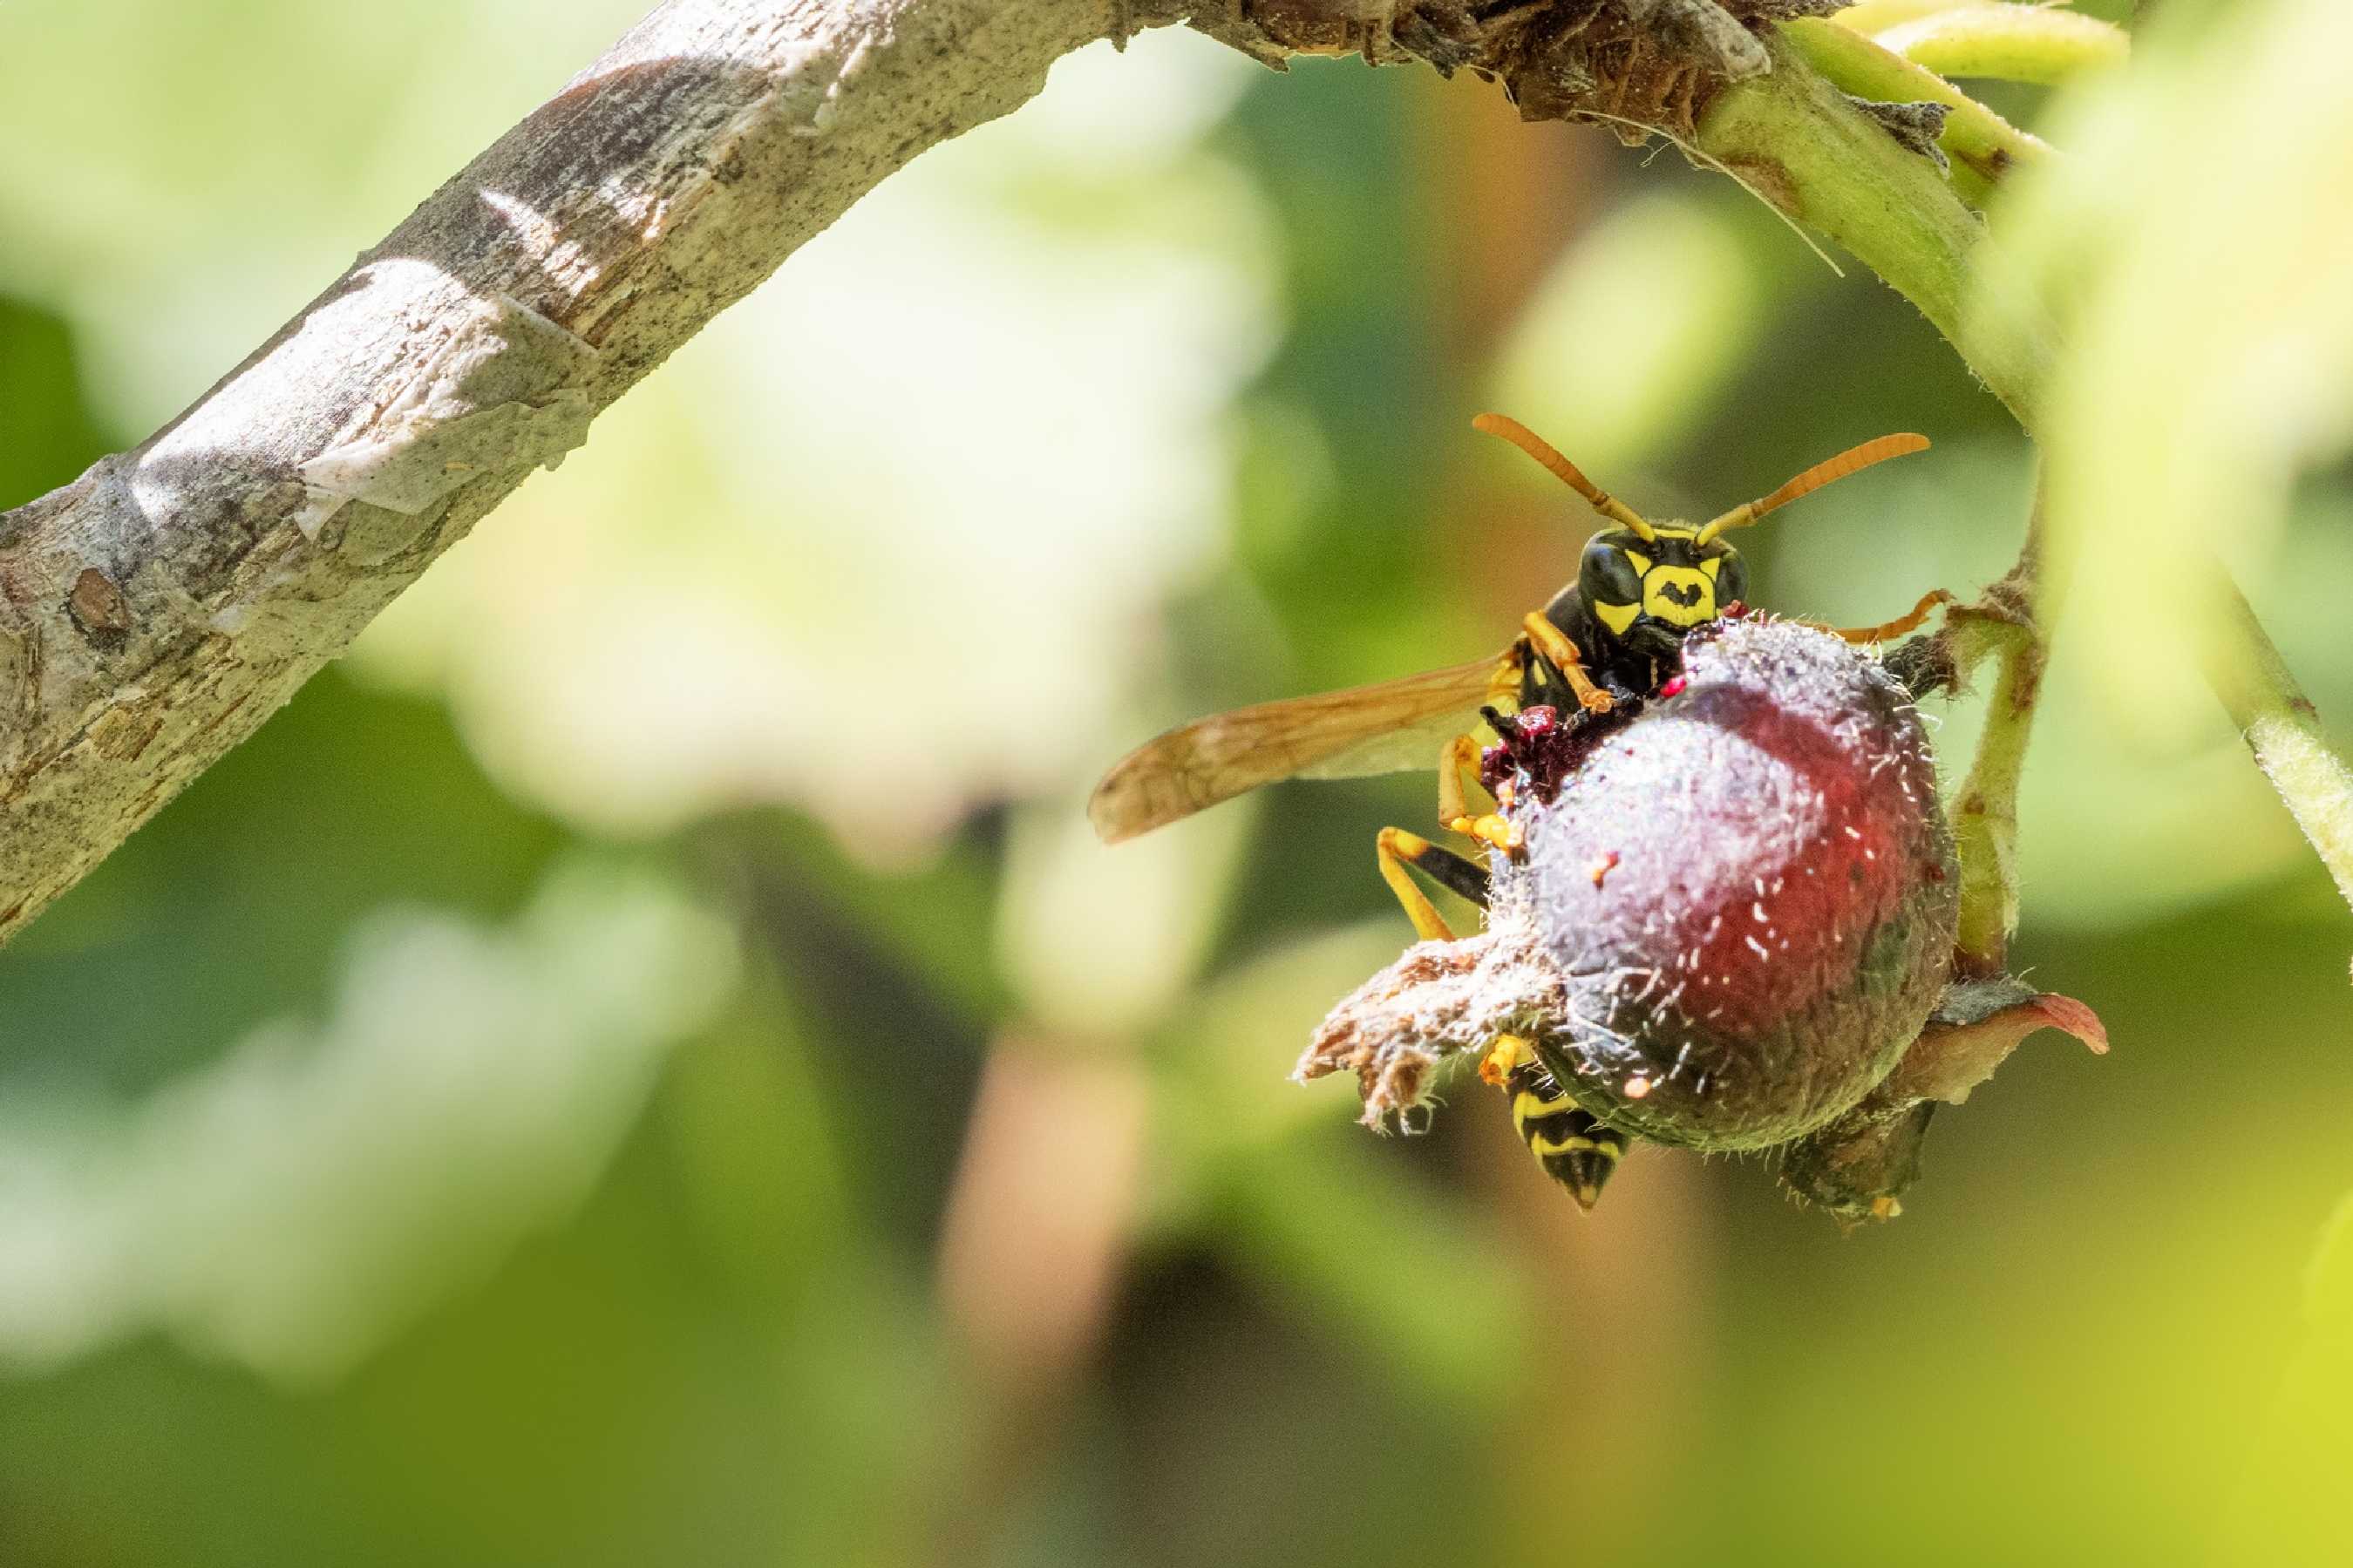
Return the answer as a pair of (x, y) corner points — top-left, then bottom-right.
(1, 3), (2348, 1564)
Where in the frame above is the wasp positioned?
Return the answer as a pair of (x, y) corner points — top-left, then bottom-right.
(1090, 416), (1952, 1208)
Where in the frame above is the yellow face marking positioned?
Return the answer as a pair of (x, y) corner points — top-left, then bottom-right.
(1641, 565), (1716, 628)
(1701, 557), (1724, 581)
(1593, 599), (1640, 636)
(1622, 550), (1655, 577)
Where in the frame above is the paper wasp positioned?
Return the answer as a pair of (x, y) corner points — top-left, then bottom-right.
(1089, 415), (1948, 1205)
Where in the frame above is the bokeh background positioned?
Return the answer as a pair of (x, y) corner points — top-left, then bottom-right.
(3, 2), (2350, 1564)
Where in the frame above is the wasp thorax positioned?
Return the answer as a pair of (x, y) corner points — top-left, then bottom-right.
(1305, 618), (1960, 1156)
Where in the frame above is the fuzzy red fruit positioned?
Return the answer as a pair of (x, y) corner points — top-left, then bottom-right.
(1497, 618), (1959, 1149)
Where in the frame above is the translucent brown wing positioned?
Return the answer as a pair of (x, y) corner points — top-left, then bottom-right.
(1088, 653), (1514, 844)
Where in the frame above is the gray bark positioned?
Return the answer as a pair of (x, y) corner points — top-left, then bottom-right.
(0, 0), (1799, 943)
(0, 0), (1114, 941)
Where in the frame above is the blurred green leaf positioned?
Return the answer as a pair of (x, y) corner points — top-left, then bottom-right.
(1488, 192), (1781, 479)
(997, 792), (1256, 1038)
(0, 859), (735, 1381)
(1986, 0), (2353, 743)
(0, 295), (110, 503)
(0, 673), (568, 1095)
(1214, 1126), (1526, 1408)
(2226, 1192), (2353, 1562)
(0, 0), (653, 431)
(1148, 919), (1414, 1179)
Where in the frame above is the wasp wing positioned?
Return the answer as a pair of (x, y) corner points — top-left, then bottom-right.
(1088, 654), (1513, 845)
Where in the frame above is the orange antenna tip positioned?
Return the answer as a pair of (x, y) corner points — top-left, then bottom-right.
(1471, 413), (1655, 540)
(1697, 432), (1931, 545)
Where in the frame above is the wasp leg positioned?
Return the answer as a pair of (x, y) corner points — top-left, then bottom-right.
(1520, 613), (1615, 713)
(1376, 826), (1493, 941)
(1826, 588), (1956, 645)
(1479, 1035), (1628, 1212)
(1437, 733), (1521, 856)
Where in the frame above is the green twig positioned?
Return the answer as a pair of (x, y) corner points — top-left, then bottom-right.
(1873, 4), (2132, 85)
(2203, 579), (2353, 945)
(1942, 526), (2045, 976)
(1828, 0), (1974, 29)
(1782, 16), (2051, 207)
(1695, 28), (2058, 428)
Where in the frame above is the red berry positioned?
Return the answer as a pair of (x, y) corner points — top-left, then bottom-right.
(1501, 620), (1955, 1146)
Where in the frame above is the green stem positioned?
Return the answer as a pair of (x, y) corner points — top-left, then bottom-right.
(1782, 16), (2050, 207)
(2204, 580), (2353, 931)
(1874, 5), (2132, 85)
(1696, 28), (2057, 429)
(1828, 0), (1973, 29)
(1946, 601), (2040, 974)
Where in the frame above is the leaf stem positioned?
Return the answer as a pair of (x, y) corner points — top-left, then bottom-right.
(1781, 17), (2050, 207)
(1944, 558), (2043, 975)
(1872, 4), (2132, 85)
(1695, 29), (2057, 428)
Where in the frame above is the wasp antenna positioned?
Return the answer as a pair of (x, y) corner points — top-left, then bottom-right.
(1472, 412), (1656, 541)
(1697, 433), (1929, 545)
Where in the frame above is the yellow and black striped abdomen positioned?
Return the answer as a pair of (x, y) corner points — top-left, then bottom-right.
(1484, 1035), (1628, 1212)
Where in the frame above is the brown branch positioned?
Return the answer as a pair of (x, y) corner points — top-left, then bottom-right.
(0, 0), (1834, 945)
(0, 0), (1116, 942)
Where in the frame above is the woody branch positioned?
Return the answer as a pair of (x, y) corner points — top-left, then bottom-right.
(0, 0), (1841, 947)
(7, 0), (2343, 970)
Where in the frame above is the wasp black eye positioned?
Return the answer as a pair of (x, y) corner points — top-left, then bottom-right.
(1712, 545), (1749, 608)
(1578, 534), (1645, 614)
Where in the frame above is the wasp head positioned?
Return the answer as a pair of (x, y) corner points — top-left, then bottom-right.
(1472, 414), (1930, 673)
(1578, 526), (1749, 659)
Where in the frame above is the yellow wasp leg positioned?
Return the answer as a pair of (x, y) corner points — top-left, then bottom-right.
(1377, 827), (1465, 942)
(1520, 612), (1615, 714)
(1825, 588), (1956, 645)
(1479, 1034), (1536, 1088)
(1437, 734), (1520, 855)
